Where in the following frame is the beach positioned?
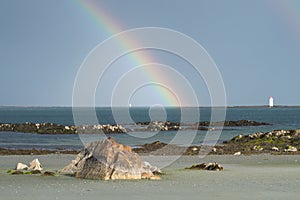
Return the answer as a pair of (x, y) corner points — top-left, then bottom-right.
(1, 154), (300, 200)
(1, 107), (300, 199)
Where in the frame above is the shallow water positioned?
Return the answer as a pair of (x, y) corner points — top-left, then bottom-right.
(1, 107), (300, 150)
(0, 155), (300, 200)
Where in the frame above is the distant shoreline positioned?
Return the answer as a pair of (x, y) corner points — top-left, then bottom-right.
(0, 105), (300, 108)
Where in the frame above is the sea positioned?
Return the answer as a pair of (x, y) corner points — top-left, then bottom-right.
(0, 106), (300, 151)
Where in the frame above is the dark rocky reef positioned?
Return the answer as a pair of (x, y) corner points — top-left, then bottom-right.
(194, 120), (270, 127)
(133, 120), (270, 132)
(133, 141), (168, 154)
(133, 141), (213, 156)
(0, 148), (79, 155)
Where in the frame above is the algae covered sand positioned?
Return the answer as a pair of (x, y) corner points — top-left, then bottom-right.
(0, 154), (300, 200)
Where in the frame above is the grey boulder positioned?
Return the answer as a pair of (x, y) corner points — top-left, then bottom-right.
(60, 137), (161, 180)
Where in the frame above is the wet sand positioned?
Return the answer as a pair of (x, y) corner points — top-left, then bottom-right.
(1, 154), (300, 200)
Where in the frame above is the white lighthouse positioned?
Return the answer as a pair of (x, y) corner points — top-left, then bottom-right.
(269, 96), (274, 108)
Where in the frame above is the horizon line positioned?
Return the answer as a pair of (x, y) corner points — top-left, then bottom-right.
(0, 105), (300, 108)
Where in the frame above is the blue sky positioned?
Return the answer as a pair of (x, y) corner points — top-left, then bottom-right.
(1, 0), (300, 106)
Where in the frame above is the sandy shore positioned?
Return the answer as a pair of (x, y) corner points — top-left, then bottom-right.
(1, 154), (300, 200)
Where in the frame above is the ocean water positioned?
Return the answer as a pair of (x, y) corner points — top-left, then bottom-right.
(0, 107), (300, 150)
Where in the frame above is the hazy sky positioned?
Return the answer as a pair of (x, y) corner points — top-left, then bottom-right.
(1, 0), (300, 106)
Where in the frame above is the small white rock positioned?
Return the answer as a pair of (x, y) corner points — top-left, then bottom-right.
(192, 147), (198, 151)
(234, 151), (241, 156)
(271, 147), (279, 151)
(15, 163), (28, 170)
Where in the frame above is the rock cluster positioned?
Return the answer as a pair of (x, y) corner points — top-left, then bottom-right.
(186, 162), (224, 171)
(76, 124), (127, 134)
(135, 121), (181, 131)
(8, 158), (57, 176)
(60, 137), (161, 180)
(15, 158), (43, 171)
(231, 129), (300, 141)
(224, 129), (300, 154)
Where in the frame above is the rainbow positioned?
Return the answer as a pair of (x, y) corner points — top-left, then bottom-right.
(74, 0), (189, 106)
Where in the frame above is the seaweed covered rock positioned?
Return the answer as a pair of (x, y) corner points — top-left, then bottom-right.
(42, 171), (58, 176)
(60, 137), (161, 180)
(186, 162), (224, 171)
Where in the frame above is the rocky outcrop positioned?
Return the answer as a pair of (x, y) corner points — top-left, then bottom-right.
(60, 137), (161, 180)
(222, 129), (300, 154)
(186, 162), (224, 171)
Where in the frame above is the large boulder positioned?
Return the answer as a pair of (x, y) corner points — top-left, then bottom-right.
(60, 137), (160, 180)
